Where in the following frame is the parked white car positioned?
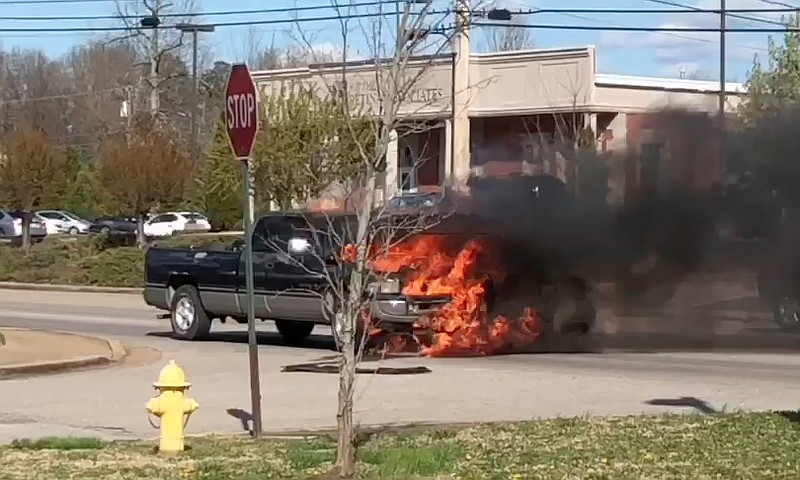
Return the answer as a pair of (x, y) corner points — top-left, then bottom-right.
(0, 210), (48, 240)
(143, 212), (211, 237)
(36, 210), (91, 235)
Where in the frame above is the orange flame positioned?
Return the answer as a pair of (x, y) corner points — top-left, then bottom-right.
(348, 234), (542, 356)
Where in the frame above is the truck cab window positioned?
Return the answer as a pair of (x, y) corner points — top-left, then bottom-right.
(252, 216), (315, 252)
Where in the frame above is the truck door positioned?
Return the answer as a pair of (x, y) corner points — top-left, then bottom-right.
(239, 216), (327, 321)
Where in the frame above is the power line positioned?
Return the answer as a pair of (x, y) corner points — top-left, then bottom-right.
(642, 0), (790, 26)
(755, 0), (799, 8)
(515, 7), (799, 14)
(0, 1), (398, 21)
(471, 22), (800, 33)
(507, 7), (771, 53)
(8, 5), (799, 20)
(0, 9), (440, 32)
(0, 0), (133, 4)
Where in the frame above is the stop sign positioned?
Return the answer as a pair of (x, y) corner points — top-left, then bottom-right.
(225, 63), (260, 159)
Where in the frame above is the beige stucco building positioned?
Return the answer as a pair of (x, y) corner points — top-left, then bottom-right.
(252, 45), (744, 206)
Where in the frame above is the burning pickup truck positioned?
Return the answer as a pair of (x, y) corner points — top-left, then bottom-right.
(143, 171), (596, 355)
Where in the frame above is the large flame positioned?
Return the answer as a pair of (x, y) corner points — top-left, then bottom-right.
(349, 234), (542, 356)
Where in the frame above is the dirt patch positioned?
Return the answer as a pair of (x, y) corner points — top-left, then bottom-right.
(118, 346), (162, 367)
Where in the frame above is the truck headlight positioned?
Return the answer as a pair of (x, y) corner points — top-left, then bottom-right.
(368, 278), (401, 294)
(379, 278), (401, 294)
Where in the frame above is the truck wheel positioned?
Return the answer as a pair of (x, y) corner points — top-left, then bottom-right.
(773, 294), (800, 333)
(275, 320), (314, 345)
(546, 283), (595, 335)
(330, 312), (369, 353)
(170, 285), (212, 340)
(325, 290), (367, 352)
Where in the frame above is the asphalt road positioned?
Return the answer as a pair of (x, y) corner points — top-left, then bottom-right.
(2, 288), (800, 444)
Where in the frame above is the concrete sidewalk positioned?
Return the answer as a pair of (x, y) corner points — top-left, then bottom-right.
(0, 329), (125, 378)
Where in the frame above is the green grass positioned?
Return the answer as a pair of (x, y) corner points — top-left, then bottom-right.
(0, 234), (241, 288)
(9, 437), (105, 451)
(2, 412), (800, 479)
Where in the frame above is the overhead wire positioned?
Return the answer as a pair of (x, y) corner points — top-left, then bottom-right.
(0, 9), (449, 32)
(0, 1), (400, 21)
(0, 0), (134, 4)
(755, 0), (799, 8)
(641, 0), (791, 26)
(502, 6), (793, 53)
(472, 21), (800, 33)
(518, 7), (797, 14)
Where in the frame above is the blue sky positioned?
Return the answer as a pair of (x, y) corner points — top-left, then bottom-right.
(0, 0), (796, 82)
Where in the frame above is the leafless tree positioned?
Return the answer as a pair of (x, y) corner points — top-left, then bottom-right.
(481, 24), (535, 52)
(112, 0), (196, 119)
(0, 48), (71, 139)
(59, 42), (139, 150)
(283, 1), (477, 476)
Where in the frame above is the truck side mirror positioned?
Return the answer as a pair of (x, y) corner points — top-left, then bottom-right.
(230, 238), (245, 251)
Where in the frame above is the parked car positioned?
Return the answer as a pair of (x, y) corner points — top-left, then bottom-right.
(88, 216), (138, 235)
(36, 210), (91, 235)
(143, 212), (211, 237)
(0, 210), (48, 241)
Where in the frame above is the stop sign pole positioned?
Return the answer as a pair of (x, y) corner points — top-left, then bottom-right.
(224, 63), (262, 437)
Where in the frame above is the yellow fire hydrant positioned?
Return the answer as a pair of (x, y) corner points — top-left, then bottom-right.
(145, 360), (199, 454)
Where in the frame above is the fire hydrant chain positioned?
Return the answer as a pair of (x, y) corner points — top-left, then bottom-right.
(145, 360), (199, 454)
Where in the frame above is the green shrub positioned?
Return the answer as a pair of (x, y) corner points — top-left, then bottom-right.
(0, 237), (144, 287)
(0, 233), (241, 287)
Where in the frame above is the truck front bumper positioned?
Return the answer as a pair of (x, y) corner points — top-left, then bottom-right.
(369, 295), (451, 324)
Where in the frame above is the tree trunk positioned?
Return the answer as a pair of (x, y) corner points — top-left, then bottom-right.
(336, 320), (357, 477)
(335, 166), (377, 477)
(21, 214), (32, 252)
(136, 214), (147, 249)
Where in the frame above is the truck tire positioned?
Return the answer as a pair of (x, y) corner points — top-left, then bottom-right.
(773, 294), (800, 333)
(330, 313), (369, 353)
(169, 285), (212, 340)
(325, 290), (368, 352)
(275, 320), (314, 345)
(545, 281), (595, 335)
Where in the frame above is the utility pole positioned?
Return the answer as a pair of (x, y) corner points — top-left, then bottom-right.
(451, 0), (471, 192)
(719, 0), (727, 181)
(395, 0), (403, 50)
(176, 23), (215, 165)
(139, 0), (162, 117)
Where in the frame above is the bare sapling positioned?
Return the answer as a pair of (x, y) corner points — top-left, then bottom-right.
(278, 1), (463, 476)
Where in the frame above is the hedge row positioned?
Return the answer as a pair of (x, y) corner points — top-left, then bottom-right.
(0, 235), (240, 287)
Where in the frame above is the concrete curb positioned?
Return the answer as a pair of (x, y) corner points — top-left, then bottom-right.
(0, 355), (112, 378)
(0, 328), (128, 379)
(0, 282), (140, 295)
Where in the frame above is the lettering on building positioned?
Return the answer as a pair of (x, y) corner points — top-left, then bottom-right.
(330, 80), (444, 105)
(408, 88), (444, 103)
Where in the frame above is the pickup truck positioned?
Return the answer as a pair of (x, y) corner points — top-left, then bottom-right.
(143, 212), (460, 347)
(143, 208), (597, 349)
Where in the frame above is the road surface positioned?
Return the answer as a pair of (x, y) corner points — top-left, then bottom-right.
(1, 288), (800, 444)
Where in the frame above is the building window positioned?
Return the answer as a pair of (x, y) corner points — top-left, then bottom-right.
(399, 145), (418, 192)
